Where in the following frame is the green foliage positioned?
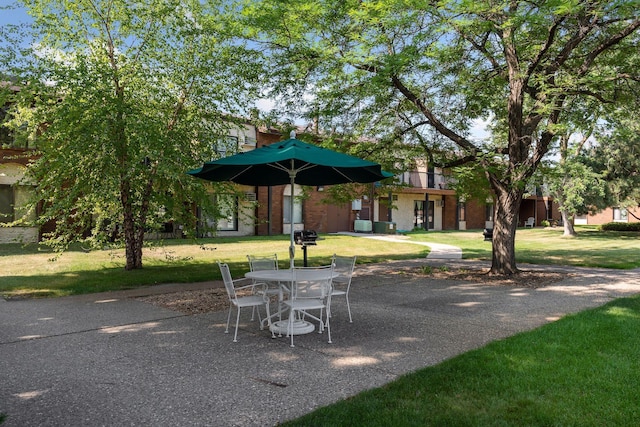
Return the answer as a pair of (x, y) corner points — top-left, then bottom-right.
(593, 99), (640, 209)
(237, 0), (640, 274)
(600, 222), (640, 232)
(1, 0), (261, 268)
(546, 153), (611, 217)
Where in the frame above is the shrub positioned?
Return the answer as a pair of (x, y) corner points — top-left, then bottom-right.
(599, 222), (640, 232)
(541, 220), (550, 227)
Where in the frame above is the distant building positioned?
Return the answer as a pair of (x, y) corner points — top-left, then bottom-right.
(2, 98), (634, 244)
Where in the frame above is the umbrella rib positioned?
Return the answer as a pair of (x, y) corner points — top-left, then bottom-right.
(229, 165), (255, 182)
(267, 162), (318, 177)
(331, 167), (356, 183)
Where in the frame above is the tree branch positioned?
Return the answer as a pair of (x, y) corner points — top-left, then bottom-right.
(579, 18), (640, 76)
(526, 16), (565, 80)
(389, 74), (478, 154)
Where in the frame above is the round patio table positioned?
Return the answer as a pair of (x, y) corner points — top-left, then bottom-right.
(245, 268), (337, 335)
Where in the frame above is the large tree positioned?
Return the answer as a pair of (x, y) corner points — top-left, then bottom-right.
(0, 0), (258, 269)
(239, 0), (640, 274)
(593, 101), (640, 216)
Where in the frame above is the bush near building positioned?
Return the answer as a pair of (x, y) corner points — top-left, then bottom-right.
(599, 222), (640, 232)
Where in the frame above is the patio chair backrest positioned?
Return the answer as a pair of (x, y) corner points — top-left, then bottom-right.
(292, 265), (333, 300)
(247, 254), (279, 272)
(332, 254), (356, 285)
(218, 262), (237, 301)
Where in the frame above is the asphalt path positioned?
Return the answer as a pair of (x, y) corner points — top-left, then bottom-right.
(1, 259), (639, 426)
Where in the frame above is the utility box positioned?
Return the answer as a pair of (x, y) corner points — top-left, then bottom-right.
(373, 221), (396, 234)
(354, 220), (372, 233)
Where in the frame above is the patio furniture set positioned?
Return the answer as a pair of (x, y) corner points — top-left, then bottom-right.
(218, 254), (356, 347)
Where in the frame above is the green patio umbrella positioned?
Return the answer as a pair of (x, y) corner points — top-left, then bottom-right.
(188, 132), (393, 267)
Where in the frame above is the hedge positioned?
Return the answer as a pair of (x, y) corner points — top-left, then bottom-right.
(599, 222), (640, 232)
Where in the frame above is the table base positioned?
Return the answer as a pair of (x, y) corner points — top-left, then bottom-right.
(269, 319), (315, 335)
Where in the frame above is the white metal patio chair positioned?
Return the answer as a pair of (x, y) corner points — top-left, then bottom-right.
(282, 265), (334, 347)
(331, 254), (356, 323)
(247, 254), (287, 321)
(218, 262), (270, 342)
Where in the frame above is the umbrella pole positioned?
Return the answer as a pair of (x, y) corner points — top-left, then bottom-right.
(289, 167), (296, 269)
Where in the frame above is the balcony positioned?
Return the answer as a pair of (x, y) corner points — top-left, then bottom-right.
(399, 171), (450, 190)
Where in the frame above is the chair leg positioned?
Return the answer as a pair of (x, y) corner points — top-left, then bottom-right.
(233, 307), (241, 342)
(289, 310), (295, 347)
(345, 295), (353, 323)
(256, 303), (262, 327)
(225, 305), (232, 334)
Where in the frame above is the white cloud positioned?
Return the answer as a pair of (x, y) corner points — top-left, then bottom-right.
(469, 117), (491, 141)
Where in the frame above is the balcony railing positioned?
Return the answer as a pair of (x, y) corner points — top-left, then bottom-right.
(399, 171), (450, 190)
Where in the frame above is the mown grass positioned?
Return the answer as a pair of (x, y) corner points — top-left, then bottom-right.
(283, 295), (640, 426)
(407, 226), (640, 269)
(1, 227), (637, 298)
(0, 234), (427, 298)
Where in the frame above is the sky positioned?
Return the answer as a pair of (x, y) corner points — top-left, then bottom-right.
(0, 1), (35, 51)
(0, 1), (31, 28)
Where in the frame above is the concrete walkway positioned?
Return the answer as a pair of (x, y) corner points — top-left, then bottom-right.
(2, 259), (638, 426)
(337, 231), (463, 259)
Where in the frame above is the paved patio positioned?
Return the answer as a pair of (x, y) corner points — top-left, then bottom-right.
(1, 259), (639, 426)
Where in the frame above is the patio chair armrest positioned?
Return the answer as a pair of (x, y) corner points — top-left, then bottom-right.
(232, 278), (258, 291)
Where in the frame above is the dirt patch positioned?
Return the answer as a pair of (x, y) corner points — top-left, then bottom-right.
(135, 288), (235, 315)
(135, 267), (571, 315)
(422, 267), (572, 288)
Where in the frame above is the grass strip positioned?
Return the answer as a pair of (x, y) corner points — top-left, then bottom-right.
(284, 295), (640, 426)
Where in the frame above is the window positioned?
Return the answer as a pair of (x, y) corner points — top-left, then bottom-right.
(613, 208), (628, 222)
(215, 136), (238, 158)
(215, 194), (238, 231)
(413, 200), (425, 228)
(283, 185), (303, 225)
(283, 194), (302, 224)
(0, 184), (13, 223)
(201, 194), (238, 233)
(485, 202), (494, 222)
(458, 202), (466, 221)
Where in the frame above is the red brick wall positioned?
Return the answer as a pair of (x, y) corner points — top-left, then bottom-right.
(255, 131), (285, 236)
(588, 207), (640, 224)
(465, 198), (489, 229)
(443, 195), (458, 230)
(0, 148), (37, 166)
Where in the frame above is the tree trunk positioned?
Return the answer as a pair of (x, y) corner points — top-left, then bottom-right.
(489, 183), (523, 276)
(553, 186), (577, 237)
(561, 210), (576, 237)
(121, 178), (143, 270)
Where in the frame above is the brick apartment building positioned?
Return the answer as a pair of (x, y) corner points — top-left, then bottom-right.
(1, 118), (634, 244)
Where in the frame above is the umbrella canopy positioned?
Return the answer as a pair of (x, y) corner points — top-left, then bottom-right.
(188, 135), (391, 186)
(188, 132), (393, 266)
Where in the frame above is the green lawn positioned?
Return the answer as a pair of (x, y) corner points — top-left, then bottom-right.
(283, 295), (640, 426)
(407, 226), (640, 269)
(0, 234), (428, 298)
(1, 227), (638, 298)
